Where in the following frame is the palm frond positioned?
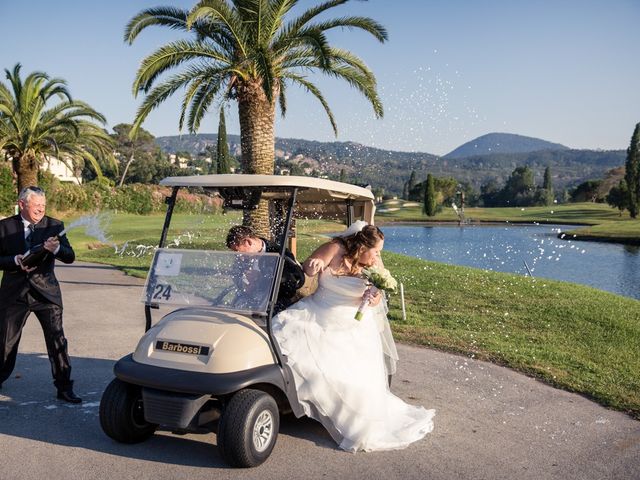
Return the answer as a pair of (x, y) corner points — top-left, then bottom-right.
(131, 72), (202, 135)
(306, 16), (387, 42)
(283, 73), (337, 134)
(265, 0), (298, 40)
(284, 0), (349, 34)
(275, 27), (332, 68)
(178, 76), (208, 132)
(323, 64), (383, 118)
(125, 7), (191, 44)
(254, 44), (275, 102)
(188, 0), (249, 58)
(133, 39), (232, 94)
(186, 77), (223, 132)
(176, 64), (230, 130)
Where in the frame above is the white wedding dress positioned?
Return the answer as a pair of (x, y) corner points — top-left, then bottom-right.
(272, 269), (435, 452)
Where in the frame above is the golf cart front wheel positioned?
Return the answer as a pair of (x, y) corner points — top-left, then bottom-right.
(99, 378), (157, 443)
(217, 389), (280, 468)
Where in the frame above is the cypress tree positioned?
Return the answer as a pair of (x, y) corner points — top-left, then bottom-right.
(424, 173), (437, 216)
(407, 170), (417, 199)
(216, 108), (231, 174)
(624, 122), (640, 218)
(543, 166), (554, 205)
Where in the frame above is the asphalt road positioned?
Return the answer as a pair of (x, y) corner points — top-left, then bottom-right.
(0, 262), (638, 480)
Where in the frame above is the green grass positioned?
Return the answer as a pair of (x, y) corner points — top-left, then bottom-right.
(382, 253), (640, 418)
(563, 220), (640, 242)
(64, 212), (640, 419)
(378, 200), (633, 224)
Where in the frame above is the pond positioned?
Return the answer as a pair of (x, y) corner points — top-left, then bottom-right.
(380, 224), (640, 300)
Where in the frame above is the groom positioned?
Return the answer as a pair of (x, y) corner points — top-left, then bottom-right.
(226, 225), (304, 314)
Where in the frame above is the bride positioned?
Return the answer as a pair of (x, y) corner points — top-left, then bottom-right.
(272, 222), (435, 452)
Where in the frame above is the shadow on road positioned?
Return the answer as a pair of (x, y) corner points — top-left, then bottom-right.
(60, 280), (143, 288)
(0, 353), (335, 468)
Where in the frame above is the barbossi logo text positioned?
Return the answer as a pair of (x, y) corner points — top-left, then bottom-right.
(155, 341), (210, 356)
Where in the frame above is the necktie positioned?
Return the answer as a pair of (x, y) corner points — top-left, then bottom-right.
(26, 224), (35, 249)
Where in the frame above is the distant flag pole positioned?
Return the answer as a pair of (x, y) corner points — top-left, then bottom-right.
(400, 283), (406, 321)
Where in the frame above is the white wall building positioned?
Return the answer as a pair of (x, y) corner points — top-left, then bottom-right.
(44, 156), (82, 184)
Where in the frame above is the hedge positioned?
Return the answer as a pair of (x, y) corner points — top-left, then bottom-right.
(0, 172), (221, 216)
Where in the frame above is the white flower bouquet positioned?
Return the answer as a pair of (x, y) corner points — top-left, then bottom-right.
(354, 266), (398, 320)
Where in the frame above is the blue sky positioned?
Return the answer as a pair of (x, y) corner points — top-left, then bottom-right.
(2, 0), (639, 155)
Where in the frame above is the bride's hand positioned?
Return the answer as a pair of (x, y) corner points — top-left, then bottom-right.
(306, 258), (325, 276)
(364, 286), (382, 306)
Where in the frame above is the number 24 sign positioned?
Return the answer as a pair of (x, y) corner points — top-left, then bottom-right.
(151, 283), (172, 301)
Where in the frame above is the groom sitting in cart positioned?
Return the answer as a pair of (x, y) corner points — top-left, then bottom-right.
(226, 225), (304, 314)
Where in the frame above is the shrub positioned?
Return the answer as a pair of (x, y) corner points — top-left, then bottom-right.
(52, 183), (91, 211)
(0, 165), (16, 216)
(19, 178), (221, 216)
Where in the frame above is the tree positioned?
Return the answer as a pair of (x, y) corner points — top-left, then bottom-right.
(606, 180), (628, 215)
(407, 170), (417, 194)
(216, 108), (231, 174)
(424, 173), (436, 216)
(502, 166), (535, 206)
(339, 168), (346, 183)
(624, 122), (640, 218)
(125, 0), (386, 234)
(434, 176), (458, 204)
(111, 123), (161, 185)
(0, 64), (115, 192)
(542, 166), (554, 205)
(570, 180), (602, 203)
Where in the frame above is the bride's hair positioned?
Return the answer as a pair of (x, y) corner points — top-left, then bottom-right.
(334, 225), (384, 274)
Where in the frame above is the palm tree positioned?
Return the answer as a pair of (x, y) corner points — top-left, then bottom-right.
(0, 63), (115, 193)
(125, 0), (386, 233)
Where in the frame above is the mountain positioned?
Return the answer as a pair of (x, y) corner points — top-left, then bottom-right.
(155, 134), (624, 196)
(444, 133), (570, 159)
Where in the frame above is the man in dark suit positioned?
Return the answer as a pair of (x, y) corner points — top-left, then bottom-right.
(0, 186), (81, 403)
(226, 225), (304, 314)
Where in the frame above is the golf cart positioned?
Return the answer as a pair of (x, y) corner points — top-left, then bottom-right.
(99, 174), (375, 467)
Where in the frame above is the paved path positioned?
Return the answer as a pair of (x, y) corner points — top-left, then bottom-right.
(0, 262), (638, 480)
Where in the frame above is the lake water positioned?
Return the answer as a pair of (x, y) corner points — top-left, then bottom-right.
(380, 224), (640, 300)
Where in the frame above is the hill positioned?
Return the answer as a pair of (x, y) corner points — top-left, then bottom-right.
(155, 134), (624, 196)
(444, 132), (570, 158)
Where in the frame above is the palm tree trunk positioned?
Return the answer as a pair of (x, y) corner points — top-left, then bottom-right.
(237, 80), (277, 237)
(13, 152), (39, 193)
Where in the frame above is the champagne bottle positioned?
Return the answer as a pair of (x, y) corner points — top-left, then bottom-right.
(21, 228), (67, 268)
(21, 242), (49, 268)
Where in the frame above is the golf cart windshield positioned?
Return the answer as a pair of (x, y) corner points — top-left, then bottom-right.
(142, 248), (279, 314)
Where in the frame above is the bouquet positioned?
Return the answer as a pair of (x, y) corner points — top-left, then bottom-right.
(354, 266), (398, 320)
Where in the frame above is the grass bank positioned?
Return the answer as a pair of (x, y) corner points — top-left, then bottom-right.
(561, 221), (640, 245)
(377, 200), (631, 224)
(377, 200), (640, 245)
(65, 212), (640, 419)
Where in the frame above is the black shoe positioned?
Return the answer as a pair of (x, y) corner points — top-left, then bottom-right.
(57, 389), (82, 404)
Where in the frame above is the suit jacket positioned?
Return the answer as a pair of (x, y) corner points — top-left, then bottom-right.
(0, 214), (75, 307)
(263, 238), (305, 305)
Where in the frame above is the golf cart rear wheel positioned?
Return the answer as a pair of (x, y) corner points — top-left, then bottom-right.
(217, 389), (279, 468)
(100, 378), (157, 443)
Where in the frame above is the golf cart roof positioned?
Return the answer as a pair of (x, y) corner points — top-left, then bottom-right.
(160, 174), (375, 223)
